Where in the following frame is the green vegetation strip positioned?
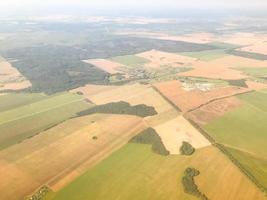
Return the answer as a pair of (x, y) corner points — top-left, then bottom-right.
(0, 93), (46, 112)
(78, 101), (157, 118)
(129, 128), (170, 156)
(0, 93), (92, 150)
(226, 50), (267, 61)
(182, 168), (208, 200)
(25, 186), (50, 200)
(185, 115), (267, 194)
(236, 67), (267, 78)
(180, 49), (228, 61)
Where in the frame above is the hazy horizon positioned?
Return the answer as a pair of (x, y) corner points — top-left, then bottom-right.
(1, 0), (267, 18)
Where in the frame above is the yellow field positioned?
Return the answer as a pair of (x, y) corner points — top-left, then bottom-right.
(82, 83), (174, 114)
(239, 43), (267, 55)
(153, 115), (210, 154)
(83, 59), (124, 74)
(45, 144), (267, 200)
(0, 61), (31, 91)
(0, 114), (146, 200)
(136, 49), (197, 68)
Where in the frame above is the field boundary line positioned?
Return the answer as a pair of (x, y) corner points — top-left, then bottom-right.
(186, 89), (255, 113)
(151, 83), (267, 194)
(184, 115), (267, 195)
(0, 98), (85, 126)
(151, 85), (182, 112)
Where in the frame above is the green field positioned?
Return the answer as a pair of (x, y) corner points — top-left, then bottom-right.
(45, 143), (200, 200)
(226, 147), (267, 188)
(204, 91), (267, 188)
(0, 92), (92, 149)
(44, 143), (264, 200)
(180, 49), (228, 61)
(0, 93), (46, 112)
(236, 67), (267, 78)
(208, 42), (241, 49)
(110, 55), (149, 66)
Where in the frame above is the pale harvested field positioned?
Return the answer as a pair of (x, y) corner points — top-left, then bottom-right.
(154, 115), (210, 154)
(136, 50), (197, 68)
(186, 96), (242, 126)
(239, 43), (267, 55)
(195, 147), (267, 200)
(0, 114), (146, 200)
(179, 60), (248, 80)
(0, 61), (31, 91)
(246, 80), (267, 90)
(211, 55), (267, 68)
(154, 80), (250, 112)
(70, 84), (118, 97)
(83, 59), (124, 74)
(218, 32), (267, 46)
(86, 84), (174, 114)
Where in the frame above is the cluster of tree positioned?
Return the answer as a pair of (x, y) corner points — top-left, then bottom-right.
(3, 45), (109, 94)
(186, 116), (267, 194)
(182, 168), (208, 200)
(129, 128), (170, 156)
(226, 49), (267, 61)
(2, 36), (217, 93)
(26, 185), (50, 200)
(180, 141), (195, 155)
(78, 101), (157, 118)
(227, 79), (248, 88)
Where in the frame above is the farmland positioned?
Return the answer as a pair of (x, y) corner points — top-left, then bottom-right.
(0, 114), (146, 200)
(154, 80), (249, 112)
(44, 144), (266, 200)
(110, 55), (150, 66)
(1, 13), (267, 200)
(180, 49), (228, 61)
(0, 92), (92, 149)
(203, 91), (267, 189)
(0, 60), (31, 92)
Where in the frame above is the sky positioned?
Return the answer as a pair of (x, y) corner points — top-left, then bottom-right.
(1, 0), (267, 16)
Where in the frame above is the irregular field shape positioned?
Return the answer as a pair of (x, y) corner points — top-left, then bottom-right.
(0, 61), (31, 91)
(86, 84), (173, 114)
(83, 59), (124, 74)
(153, 115), (210, 154)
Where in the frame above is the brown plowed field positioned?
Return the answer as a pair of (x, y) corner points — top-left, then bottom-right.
(154, 80), (250, 112)
(186, 96), (242, 125)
